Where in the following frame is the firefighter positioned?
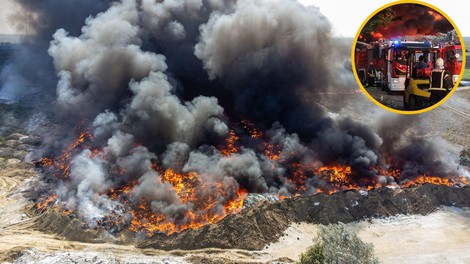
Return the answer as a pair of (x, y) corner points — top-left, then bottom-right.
(367, 61), (377, 87)
(429, 58), (452, 103)
(413, 55), (428, 78)
(432, 58), (452, 88)
(415, 55), (428, 69)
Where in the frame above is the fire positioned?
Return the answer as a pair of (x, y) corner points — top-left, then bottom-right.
(106, 182), (136, 200)
(160, 168), (197, 203)
(37, 131), (93, 179)
(287, 163), (309, 192)
(370, 31), (384, 39)
(104, 164), (248, 235)
(128, 180), (247, 235)
(401, 175), (469, 188)
(241, 120), (263, 139)
(35, 120), (470, 237)
(428, 10), (444, 21)
(318, 165), (352, 186)
(240, 119), (282, 161)
(221, 130), (239, 156)
(35, 195), (57, 210)
(264, 143), (281, 161)
(36, 129), (249, 236)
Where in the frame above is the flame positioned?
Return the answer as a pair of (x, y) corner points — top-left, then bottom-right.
(370, 31), (384, 39)
(287, 163), (309, 192)
(107, 182), (136, 201)
(110, 165), (249, 235)
(401, 175), (469, 188)
(241, 120), (263, 139)
(221, 130), (239, 156)
(428, 10), (444, 21)
(36, 120), (470, 237)
(128, 183), (247, 235)
(264, 143), (281, 161)
(318, 165), (352, 186)
(37, 131), (93, 179)
(35, 195), (57, 210)
(160, 168), (197, 203)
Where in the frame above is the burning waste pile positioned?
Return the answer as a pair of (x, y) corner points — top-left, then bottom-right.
(3, 0), (468, 239)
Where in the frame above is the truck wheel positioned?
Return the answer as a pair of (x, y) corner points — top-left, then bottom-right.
(403, 93), (409, 110)
(409, 95), (417, 110)
(382, 82), (390, 92)
(382, 79), (388, 92)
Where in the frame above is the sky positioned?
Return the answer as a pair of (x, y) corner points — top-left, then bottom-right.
(300, 0), (470, 37)
(0, 0), (19, 34)
(0, 0), (469, 37)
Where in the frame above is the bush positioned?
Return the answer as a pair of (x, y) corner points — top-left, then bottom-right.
(459, 147), (470, 167)
(300, 223), (379, 264)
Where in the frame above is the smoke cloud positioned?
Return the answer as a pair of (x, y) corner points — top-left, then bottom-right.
(375, 4), (453, 38)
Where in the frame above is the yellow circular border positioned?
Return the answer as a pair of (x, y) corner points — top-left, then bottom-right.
(351, 0), (467, 115)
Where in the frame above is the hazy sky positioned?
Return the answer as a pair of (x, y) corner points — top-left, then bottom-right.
(300, 0), (470, 37)
(0, 0), (19, 34)
(0, 0), (469, 36)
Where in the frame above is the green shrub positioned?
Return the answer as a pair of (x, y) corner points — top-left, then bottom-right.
(300, 223), (379, 264)
(459, 147), (470, 167)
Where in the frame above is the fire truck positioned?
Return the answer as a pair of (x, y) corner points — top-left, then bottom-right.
(354, 41), (385, 87)
(440, 44), (463, 85)
(355, 38), (463, 92)
(355, 40), (430, 92)
(382, 40), (407, 92)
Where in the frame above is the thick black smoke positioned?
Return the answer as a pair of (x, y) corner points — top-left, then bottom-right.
(1, 0), (465, 230)
(375, 3), (453, 38)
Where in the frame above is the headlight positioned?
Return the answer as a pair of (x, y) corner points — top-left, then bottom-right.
(453, 75), (459, 85)
(392, 79), (399, 84)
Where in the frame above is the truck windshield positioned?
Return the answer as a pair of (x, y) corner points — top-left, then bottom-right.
(393, 50), (406, 64)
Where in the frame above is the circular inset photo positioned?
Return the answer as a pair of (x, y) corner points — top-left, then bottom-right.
(352, 1), (466, 114)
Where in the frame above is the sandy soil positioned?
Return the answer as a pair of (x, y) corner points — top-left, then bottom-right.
(355, 207), (470, 264)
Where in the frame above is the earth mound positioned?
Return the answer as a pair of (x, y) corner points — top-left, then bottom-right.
(33, 184), (470, 250)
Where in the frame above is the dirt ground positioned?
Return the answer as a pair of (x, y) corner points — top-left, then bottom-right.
(364, 86), (405, 110)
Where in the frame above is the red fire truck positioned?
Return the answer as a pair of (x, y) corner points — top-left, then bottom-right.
(354, 41), (386, 87)
(440, 44), (463, 85)
(355, 39), (462, 91)
(355, 40), (430, 92)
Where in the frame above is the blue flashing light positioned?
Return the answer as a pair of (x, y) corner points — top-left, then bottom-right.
(393, 40), (399, 45)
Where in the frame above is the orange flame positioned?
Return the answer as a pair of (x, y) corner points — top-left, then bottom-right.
(160, 168), (197, 203)
(428, 10), (444, 21)
(35, 195), (57, 210)
(36, 121), (470, 237)
(318, 165), (352, 185)
(241, 120), (263, 139)
(221, 130), (239, 156)
(401, 175), (469, 188)
(38, 131), (93, 179)
(128, 184), (247, 235)
(122, 166), (248, 235)
(370, 31), (384, 39)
